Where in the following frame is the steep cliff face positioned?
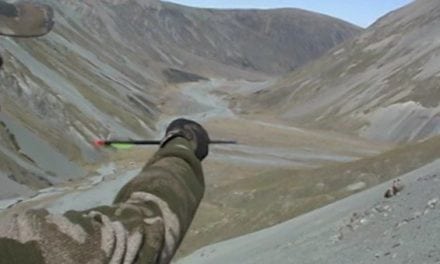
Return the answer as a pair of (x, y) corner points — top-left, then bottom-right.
(247, 0), (440, 143)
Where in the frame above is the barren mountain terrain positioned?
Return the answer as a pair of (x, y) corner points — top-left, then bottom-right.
(0, 0), (360, 194)
(179, 156), (440, 264)
(245, 0), (440, 143)
(1, 0), (439, 263)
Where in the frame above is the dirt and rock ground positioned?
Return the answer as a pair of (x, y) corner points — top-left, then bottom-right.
(178, 159), (440, 264)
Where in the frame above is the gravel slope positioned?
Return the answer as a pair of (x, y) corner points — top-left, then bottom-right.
(178, 159), (440, 264)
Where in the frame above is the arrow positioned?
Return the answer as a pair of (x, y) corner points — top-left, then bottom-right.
(94, 139), (237, 150)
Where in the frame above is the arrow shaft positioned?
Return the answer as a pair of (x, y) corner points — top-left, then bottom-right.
(208, 140), (237, 144)
(96, 139), (237, 146)
(103, 140), (161, 145)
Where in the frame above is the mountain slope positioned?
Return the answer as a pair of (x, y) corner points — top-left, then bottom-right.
(246, 0), (440, 142)
(149, 3), (362, 75)
(54, 0), (361, 76)
(175, 134), (439, 257)
(0, 0), (360, 193)
(178, 158), (440, 264)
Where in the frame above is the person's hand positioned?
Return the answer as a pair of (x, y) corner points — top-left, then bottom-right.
(161, 118), (210, 161)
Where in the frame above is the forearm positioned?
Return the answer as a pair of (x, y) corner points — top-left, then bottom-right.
(115, 137), (205, 230)
(111, 137), (205, 262)
(71, 137), (205, 263)
(0, 137), (205, 264)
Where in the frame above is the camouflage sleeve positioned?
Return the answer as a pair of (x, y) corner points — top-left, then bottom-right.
(0, 137), (205, 264)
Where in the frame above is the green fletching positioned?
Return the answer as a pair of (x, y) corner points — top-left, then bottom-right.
(110, 143), (135, 150)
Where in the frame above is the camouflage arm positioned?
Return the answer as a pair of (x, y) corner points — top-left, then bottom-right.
(0, 137), (205, 264)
